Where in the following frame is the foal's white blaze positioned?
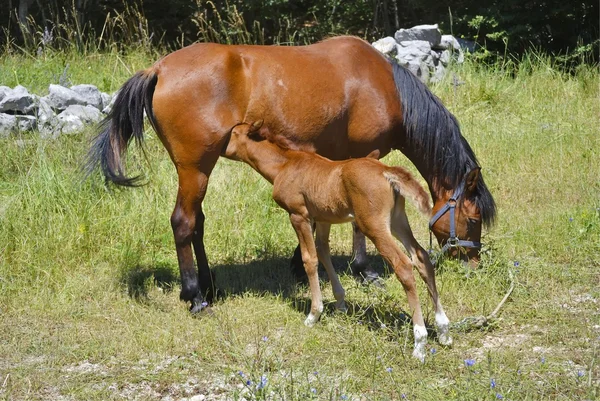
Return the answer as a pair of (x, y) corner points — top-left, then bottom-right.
(435, 309), (452, 346)
(413, 324), (428, 362)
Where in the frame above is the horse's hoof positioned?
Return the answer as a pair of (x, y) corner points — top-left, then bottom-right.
(356, 269), (385, 288)
(335, 301), (348, 313)
(189, 298), (213, 315)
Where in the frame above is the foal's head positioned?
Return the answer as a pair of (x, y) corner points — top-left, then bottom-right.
(430, 168), (484, 265)
(223, 120), (265, 160)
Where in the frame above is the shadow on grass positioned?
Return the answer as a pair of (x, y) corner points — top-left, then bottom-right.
(120, 263), (179, 299)
(119, 254), (425, 332)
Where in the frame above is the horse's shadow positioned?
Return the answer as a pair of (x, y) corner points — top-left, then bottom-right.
(120, 254), (420, 331)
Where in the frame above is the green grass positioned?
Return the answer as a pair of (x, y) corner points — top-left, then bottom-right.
(0, 50), (599, 400)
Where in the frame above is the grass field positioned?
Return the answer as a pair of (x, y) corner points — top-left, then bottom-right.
(0, 48), (599, 400)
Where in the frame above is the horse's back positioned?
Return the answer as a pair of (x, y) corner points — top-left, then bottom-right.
(149, 38), (401, 163)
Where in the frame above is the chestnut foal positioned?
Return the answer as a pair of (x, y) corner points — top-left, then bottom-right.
(224, 121), (452, 361)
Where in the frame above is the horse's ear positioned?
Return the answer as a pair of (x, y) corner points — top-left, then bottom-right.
(465, 167), (481, 193)
(366, 149), (380, 159)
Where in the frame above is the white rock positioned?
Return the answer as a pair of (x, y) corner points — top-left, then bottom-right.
(0, 85), (37, 114)
(43, 84), (89, 111)
(71, 84), (103, 110)
(395, 24), (441, 47)
(0, 113), (17, 137)
(372, 36), (398, 55)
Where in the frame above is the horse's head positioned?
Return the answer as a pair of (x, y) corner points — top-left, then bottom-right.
(429, 168), (484, 266)
(224, 120), (264, 161)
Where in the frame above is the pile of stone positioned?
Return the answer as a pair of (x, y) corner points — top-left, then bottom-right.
(0, 84), (114, 138)
(372, 24), (463, 84)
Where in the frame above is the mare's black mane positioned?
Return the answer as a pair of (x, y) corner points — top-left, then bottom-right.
(390, 61), (496, 226)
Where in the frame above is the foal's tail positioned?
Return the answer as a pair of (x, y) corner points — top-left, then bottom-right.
(383, 168), (432, 215)
(84, 69), (158, 186)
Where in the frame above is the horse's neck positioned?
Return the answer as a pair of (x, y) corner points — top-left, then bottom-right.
(244, 140), (291, 184)
(403, 150), (445, 202)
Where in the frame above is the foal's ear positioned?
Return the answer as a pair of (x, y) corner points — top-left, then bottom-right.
(366, 149), (380, 159)
(250, 119), (264, 132)
(465, 167), (481, 193)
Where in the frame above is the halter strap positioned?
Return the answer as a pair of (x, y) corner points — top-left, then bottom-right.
(428, 178), (481, 264)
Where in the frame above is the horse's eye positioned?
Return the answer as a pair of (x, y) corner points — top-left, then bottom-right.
(468, 218), (479, 225)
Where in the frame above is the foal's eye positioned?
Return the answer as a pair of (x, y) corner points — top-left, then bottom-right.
(467, 218), (479, 225)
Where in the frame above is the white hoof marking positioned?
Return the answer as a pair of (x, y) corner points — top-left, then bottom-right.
(413, 324), (428, 363)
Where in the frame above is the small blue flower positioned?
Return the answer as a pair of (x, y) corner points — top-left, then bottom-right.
(513, 261), (520, 267)
(262, 336), (268, 342)
(237, 371), (245, 377)
(340, 396), (348, 400)
(569, 217), (574, 222)
(541, 357), (546, 364)
(490, 378), (496, 388)
(430, 348), (437, 354)
(496, 393), (503, 399)
(311, 388), (317, 394)
(256, 375), (268, 390)
(313, 371), (318, 375)
(246, 380), (251, 386)
(386, 367), (393, 373)
(577, 370), (585, 377)
(464, 359), (476, 367)
(401, 394), (406, 399)
(201, 301), (208, 307)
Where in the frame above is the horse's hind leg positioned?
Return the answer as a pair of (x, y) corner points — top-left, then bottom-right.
(171, 155), (219, 313)
(315, 222), (346, 312)
(391, 206), (452, 346)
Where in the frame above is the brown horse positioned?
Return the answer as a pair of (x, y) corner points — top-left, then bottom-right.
(224, 120), (452, 361)
(86, 36), (496, 313)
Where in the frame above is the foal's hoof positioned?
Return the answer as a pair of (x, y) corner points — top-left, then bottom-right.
(438, 332), (453, 346)
(412, 348), (426, 363)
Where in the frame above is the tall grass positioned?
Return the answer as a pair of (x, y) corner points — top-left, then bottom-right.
(0, 47), (598, 400)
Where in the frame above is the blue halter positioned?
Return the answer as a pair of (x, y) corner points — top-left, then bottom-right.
(428, 179), (482, 261)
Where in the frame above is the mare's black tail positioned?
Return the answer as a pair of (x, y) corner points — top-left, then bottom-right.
(84, 69), (158, 186)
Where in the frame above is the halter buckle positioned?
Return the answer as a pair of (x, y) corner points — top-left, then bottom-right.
(446, 236), (460, 248)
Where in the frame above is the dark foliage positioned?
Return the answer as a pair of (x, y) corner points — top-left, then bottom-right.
(1, 0), (597, 60)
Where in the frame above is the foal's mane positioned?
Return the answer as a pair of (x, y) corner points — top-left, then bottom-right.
(390, 61), (496, 226)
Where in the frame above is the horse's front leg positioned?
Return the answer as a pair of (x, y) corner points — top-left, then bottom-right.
(289, 213), (323, 327)
(351, 223), (383, 285)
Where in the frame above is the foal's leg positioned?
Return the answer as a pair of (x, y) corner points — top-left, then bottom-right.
(391, 206), (452, 346)
(359, 223), (428, 362)
(315, 222), (347, 312)
(289, 213), (323, 327)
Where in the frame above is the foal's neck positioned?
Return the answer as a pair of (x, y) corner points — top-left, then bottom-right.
(243, 139), (291, 184)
